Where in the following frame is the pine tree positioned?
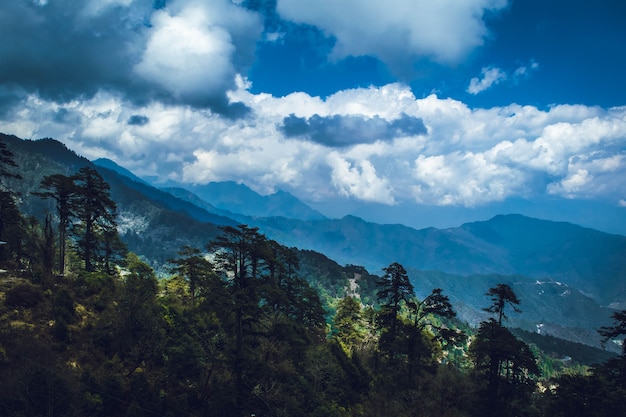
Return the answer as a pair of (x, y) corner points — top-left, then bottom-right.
(71, 167), (117, 272)
(0, 138), (24, 269)
(483, 283), (521, 325)
(470, 284), (537, 417)
(34, 174), (77, 275)
(168, 245), (214, 306)
(376, 262), (414, 358)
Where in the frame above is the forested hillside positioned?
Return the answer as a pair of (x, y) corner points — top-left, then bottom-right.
(2, 134), (626, 416)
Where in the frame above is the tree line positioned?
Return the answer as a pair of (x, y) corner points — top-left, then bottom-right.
(1, 137), (626, 416)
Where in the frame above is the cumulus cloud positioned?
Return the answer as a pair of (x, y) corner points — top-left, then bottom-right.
(413, 151), (523, 206)
(134, 1), (261, 113)
(0, 0), (262, 116)
(328, 153), (395, 204)
(276, 0), (509, 67)
(280, 113), (426, 147)
(2, 83), (625, 208)
(547, 169), (591, 198)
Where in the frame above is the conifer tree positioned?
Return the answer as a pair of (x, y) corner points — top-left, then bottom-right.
(470, 284), (537, 417)
(599, 309), (626, 356)
(0, 138), (24, 268)
(376, 262), (414, 358)
(483, 283), (521, 325)
(0, 138), (22, 186)
(34, 174), (76, 275)
(333, 296), (365, 355)
(71, 167), (117, 272)
(169, 245), (214, 306)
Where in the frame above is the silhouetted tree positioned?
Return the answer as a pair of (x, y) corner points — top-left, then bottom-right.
(376, 262), (415, 358)
(470, 284), (537, 417)
(0, 138), (21, 186)
(406, 288), (461, 379)
(483, 283), (521, 325)
(599, 309), (626, 356)
(34, 174), (77, 275)
(72, 167), (117, 272)
(0, 138), (23, 269)
(0, 191), (24, 268)
(207, 225), (270, 413)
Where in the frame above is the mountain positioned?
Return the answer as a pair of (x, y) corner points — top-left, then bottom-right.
(162, 186), (240, 219)
(242, 214), (626, 307)
(3, 133), (624, 350)
(164, 181), (328, 221)
(93, 157), (150, 186)
(1, 133), (231, 268)
(406, 269), (615, 347)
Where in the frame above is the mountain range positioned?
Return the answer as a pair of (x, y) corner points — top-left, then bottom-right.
(3, 133), (625, 351)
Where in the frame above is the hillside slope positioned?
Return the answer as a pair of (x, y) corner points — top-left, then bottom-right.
(245, 214), (626, 307)
(3, 133), (623, 348)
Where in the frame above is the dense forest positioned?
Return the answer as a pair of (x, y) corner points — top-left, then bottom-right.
(1, 137), (626, 416)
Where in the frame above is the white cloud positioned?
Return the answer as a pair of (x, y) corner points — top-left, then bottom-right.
(2, 82), (626, 208)
(548, 169), (591, 195)
(467, 67), (507, 95)
(328, 153), (396, 204)
(276, 0), (509, 66)
(414, 152), (522, 206)
(135, 1), (261, 105)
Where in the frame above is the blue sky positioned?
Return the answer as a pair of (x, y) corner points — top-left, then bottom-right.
(1, 0), (625, 233)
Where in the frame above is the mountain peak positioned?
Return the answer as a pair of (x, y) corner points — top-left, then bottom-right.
(179, 182), (327, 221)
(93, 158), (149, 186)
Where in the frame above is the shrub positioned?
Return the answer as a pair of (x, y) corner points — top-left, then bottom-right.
(4, 282), (44, 309)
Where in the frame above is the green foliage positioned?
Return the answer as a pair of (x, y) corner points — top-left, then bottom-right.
(72, 167), (119, 272)
(4, 281), (45, 309)
(0, 136), (22, 184)
(332, 296), (366, 355)
(376, 262), (414, 358)
(599, 309), (626, 355)
(483, 283), (521, 325)
(1, 157), (624, 417)
(511, 327), (616, 369)
(0, 191), (26, 270)
(469, 285), (539, 417)
(168, 245), (214, 306)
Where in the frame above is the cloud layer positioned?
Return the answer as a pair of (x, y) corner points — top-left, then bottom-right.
(4, 81), (625, 207)
(276, 0), (509, 66)
(0, 0), (625, 213)
(0, 0), (261, 115)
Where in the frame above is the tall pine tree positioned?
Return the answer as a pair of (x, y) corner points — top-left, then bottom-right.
(72, 167), (117, 272)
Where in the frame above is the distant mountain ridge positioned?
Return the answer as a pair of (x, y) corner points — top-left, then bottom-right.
(94, 157), (327, 221)
(242, 214), (626, 306)
(93, 157), (151, 186)
(169, 181), (328, 221)
(3, 133), (625, 350)
(87, 143), (626, 311)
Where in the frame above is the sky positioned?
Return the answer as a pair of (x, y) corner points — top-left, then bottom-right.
(1, 0), (626, 234)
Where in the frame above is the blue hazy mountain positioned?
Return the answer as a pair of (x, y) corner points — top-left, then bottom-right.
(4, 133), (625, 350)
(162, 181), (328, 221)
(93, 157), (151, 186)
